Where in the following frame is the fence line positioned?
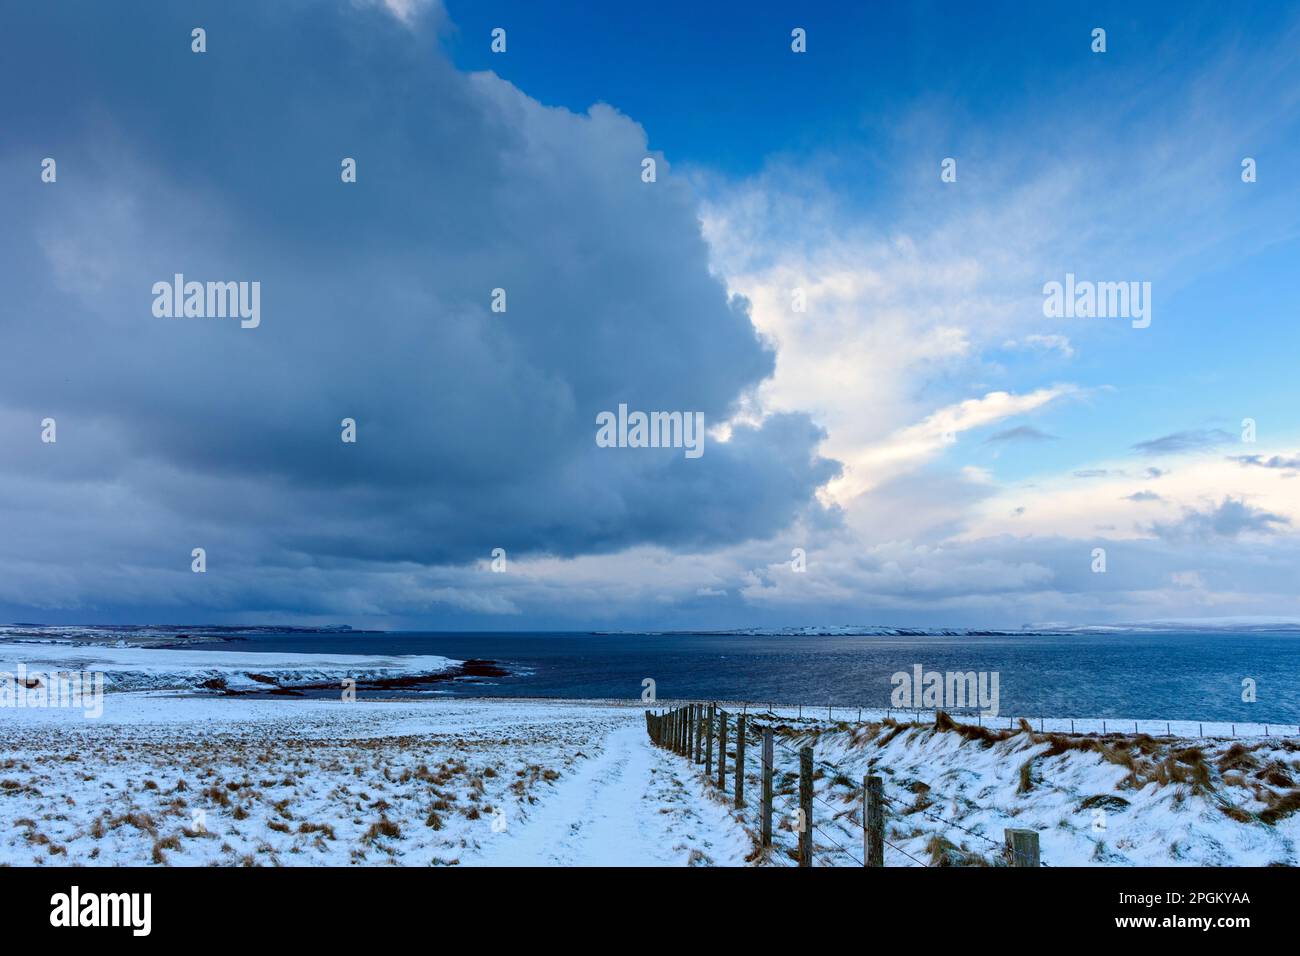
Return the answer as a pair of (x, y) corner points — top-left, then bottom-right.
(645, 703), (1045, 867)
(653, 700), (1298, 740)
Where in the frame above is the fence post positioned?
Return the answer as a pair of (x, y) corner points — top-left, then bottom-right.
(695, 707), (704, 763)
(864, 775), (883, 867)
(798, 746), (813, 867)
(735, 714), (746, 808)
(678, 707), (685, 754)
(706, 705), (715, 777)
(718, 710), (728, 790)
(1005, 828), (1040, 867)
(761, 728), (773, 847)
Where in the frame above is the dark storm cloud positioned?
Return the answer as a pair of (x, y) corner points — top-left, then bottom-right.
(0, 3), (838, 617)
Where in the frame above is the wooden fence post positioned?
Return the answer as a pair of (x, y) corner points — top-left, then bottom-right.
(695, 707), (704, 763)
(706, 705), (714, 777)
(1005, 828), (1040, 867)
(864, 775), (883, 867)
(718, 710), (728, 790)
(798, 746), (813, 867)
(735, 714), (746, 808)
(761, 728), (774, 847)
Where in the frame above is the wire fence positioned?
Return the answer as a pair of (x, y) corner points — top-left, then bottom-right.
(687, 700), (1300, 740)
(644, 702), (1047, 867)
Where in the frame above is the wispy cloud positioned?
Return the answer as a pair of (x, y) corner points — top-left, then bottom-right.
(1132, 429), (1234, 456)
(1124, 490), (1163, 502)
(1151, 497), (1290, 541)
(1228, 453), (1300, 471)
(984, 425), (1058, 445)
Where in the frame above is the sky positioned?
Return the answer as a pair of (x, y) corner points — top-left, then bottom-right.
(1, 0), (1298, 630)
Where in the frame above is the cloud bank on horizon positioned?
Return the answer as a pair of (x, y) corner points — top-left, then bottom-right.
(1, 0), (1298, 629)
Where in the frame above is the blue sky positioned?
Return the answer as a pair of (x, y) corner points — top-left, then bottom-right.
(1, 0), (1298, 629)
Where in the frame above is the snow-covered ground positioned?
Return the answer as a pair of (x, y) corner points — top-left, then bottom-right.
(5, 691), (1297, 866)
(0, 693), (749, 866)
(0, 641), (459, 693)
(705, 708), (1300, 866)
(2, 639), (1297, 867)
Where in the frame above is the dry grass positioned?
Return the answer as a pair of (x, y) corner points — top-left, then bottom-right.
(362, 817), (401, 843)
(151, 835), (181, 863)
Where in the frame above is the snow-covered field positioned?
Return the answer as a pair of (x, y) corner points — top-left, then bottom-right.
(2, 638), (1298, 867)
(0, 693), (749, 867)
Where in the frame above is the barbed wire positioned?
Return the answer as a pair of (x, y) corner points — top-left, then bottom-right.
(761, 717), (1049, 867)
(771, 792), (863, 866)
(649, 706), (1049, 867)
(882, 836), (930, 867)
(876, 790), (1050, 867)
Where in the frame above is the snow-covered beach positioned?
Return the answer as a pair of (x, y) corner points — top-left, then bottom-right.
(2, 641), (1299, 867)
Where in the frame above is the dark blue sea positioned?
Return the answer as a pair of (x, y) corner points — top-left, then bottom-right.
(180, 629), (1300, 724)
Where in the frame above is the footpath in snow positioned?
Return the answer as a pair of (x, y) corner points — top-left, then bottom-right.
(469, 723), (748, 866)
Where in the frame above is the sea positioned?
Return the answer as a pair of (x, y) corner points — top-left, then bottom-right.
(172, 628), (1300, 724)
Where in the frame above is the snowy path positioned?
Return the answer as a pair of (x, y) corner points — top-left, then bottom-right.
(467, 722), (751, 867)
